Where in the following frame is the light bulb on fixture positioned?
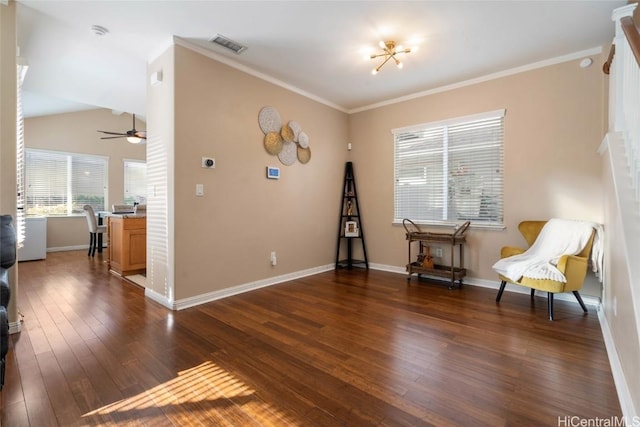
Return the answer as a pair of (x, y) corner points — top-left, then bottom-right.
(127, 136), (142, 144)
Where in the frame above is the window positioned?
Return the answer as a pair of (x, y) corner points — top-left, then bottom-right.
(123, 160), (147, 205)
(393, 109), (505, 227)
(25, 149), (108, 216)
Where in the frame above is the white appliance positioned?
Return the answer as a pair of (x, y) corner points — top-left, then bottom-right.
(18, 216), (47, 261)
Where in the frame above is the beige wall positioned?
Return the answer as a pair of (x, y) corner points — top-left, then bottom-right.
(24, 109), (145, 249)
(169, 45), (349, 300)
(1, 2), (17, 215)
(1, 1), (19, 326)
(349, 52), (607, 296)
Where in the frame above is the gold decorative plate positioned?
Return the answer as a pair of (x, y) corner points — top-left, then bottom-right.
(264, 132), (284, 155)
(281, 123), (295, 142)
(258, 106), (282, 134)
(297, 146), (311, 164)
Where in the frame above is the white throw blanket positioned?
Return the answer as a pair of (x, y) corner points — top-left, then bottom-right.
(492, 219), (603, 283)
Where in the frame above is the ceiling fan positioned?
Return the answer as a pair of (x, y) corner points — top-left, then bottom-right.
(97, 114), (146, 144)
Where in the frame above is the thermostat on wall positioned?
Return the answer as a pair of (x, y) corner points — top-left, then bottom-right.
(266, 166), (280, 179)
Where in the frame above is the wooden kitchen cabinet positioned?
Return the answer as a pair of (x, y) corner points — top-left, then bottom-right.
(108, 215), (146, 277)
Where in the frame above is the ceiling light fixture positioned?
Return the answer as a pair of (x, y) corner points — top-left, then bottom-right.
(370, 40), (411, 75)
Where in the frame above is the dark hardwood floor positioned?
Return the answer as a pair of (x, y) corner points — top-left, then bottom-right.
(1, 251), (621, 426)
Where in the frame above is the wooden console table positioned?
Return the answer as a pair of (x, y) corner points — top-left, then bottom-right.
(403, 219), (470, 289)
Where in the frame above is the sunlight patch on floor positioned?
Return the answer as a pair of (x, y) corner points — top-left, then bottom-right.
(82, 361), (298, 425)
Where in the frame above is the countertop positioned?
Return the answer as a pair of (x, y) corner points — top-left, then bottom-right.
(108, 213), (147, 219)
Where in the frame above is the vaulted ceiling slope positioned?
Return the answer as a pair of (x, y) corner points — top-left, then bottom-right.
(16, 0), (625, 118)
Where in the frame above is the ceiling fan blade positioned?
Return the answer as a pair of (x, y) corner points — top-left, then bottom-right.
(98, 130), (127, 136)
(97, 113), (146, 141)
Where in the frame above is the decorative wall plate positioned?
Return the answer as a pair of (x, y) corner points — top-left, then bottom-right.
(288, 121), (302, 140)
(258, 106), (282, 134)
(297, 146), (311, 164)
(278, 141), (297, 166)
(264, 132), (284, 155)
(281, 123), (295, 142)
(298, 131), (309, 148)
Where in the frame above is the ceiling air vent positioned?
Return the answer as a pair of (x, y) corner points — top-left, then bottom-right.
(209, 34), (247, 54)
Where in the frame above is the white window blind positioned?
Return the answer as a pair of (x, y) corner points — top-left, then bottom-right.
(25, 149), (107, 216)
(393, 109), (505, 227)
(123, 159), (147, 205)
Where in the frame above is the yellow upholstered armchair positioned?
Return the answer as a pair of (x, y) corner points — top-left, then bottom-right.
(494, 220), (596, 320)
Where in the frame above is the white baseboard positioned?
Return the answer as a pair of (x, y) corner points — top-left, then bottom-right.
(47, 244), (108, 253)
(598, 306), (638, 419)
(145, 263), (335, 311)
(368, 262), (600, 307)
(147, 261), (600, 311)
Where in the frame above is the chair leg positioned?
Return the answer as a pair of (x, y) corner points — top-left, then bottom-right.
(573, 291), (588, 313)
(530, 288), (535, 299)
(88, 233), (94, 256)
(496, 281), (507, 302)
(548, 292), (554, 321)
(90, 233), (97, 257)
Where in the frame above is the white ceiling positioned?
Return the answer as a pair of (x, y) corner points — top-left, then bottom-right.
(16, 0), (625, 118)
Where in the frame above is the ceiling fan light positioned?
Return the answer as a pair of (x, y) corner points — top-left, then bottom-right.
(127, 136), (142, 144)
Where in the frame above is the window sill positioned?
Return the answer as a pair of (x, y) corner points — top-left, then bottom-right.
(392, 220), (505, 231)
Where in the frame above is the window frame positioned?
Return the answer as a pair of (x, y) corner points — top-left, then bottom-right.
(24, 148), (109, 217)
(123, 158), (147, 205)
(392, 109), (505, 230)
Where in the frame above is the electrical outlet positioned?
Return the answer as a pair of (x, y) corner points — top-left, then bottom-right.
(270, 251), (277, 266)
(434, 247), (443, 258)
(201, 157), (215, 168)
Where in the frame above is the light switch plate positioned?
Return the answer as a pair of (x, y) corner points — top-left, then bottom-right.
(196, 184), (204, 196)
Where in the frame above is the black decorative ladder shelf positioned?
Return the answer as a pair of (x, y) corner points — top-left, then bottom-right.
(335, 161), (369, 269)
